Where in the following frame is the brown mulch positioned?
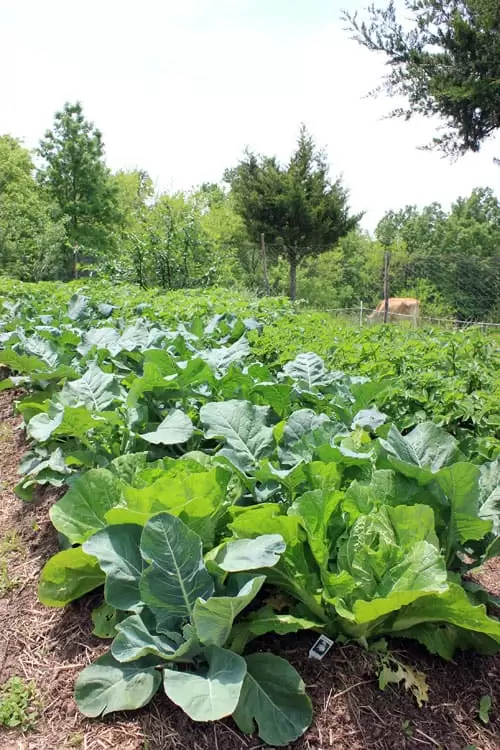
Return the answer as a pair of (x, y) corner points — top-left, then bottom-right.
(0, 389), (499, 750)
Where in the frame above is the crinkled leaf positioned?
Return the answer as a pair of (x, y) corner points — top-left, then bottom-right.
(200, 400), (274, 474)
(59, 362), (122, 410)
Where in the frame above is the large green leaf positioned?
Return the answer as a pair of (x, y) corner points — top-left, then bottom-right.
(392, 583), (500, 657)
(83, 525), (145, 611)
(278, 409), (333, 467)
(282, 352), (330, 389)
(199, 400), (274, 474)
(162, 646), (246, 721)
(111, 612), (189, 662)
(75, 651), (162, 717)
(380, 423), (463, 484)
(38, 546), (104, 607)
(193, 576), (265, 647)
(140, 514), (214, 629)
(27, 405), (64, 441)
(216, 535), (286, 572)
(288, 489), (344, 573)
(479, 457), (500, 535)
(435, 463), (491, 548)
(107, 466), (230, 547)
(59, 362), (122, 410)
(50, 469), (122, 544)
(233, 653), (312, 746)
(139, 410), (194, 445)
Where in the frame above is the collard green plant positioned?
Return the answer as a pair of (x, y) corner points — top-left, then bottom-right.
(71, 513), (311, 746)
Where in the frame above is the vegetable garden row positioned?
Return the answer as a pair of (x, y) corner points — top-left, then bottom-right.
(0, 279), (499, 746)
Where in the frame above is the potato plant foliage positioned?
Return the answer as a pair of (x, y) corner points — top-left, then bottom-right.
(0, 279), (499, 745)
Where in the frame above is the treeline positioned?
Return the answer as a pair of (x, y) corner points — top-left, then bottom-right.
(1, 102), (499, 320)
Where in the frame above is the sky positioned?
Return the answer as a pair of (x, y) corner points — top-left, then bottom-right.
(1, 0), (498, 232)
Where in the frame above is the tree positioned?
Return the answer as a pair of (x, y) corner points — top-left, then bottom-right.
(344, 0), (500, 156)
(37, 102), (118, 277)
(225, 126), (362, 299)
(374, 189), (500, 319)
(0, 135), (66, 280)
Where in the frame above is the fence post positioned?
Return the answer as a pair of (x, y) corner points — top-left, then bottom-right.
(260, 233), (270, 296)
(359, 300), (363, 326)
(383, 251), (391, 323)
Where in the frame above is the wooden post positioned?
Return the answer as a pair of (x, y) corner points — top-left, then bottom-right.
(260, 233), (270, 296)
(383, 251), (391, 323)
(359, 300), (364, 326)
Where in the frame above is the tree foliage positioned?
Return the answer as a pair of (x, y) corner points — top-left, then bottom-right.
(0, 135), (65, 280)
(225, 126), (362, 299)
(37, 102), (119, 277)
(344, 0), (500, 156)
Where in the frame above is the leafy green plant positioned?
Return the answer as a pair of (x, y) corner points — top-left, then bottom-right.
(69, 513), (311, 746)
(0, 676), (41, 730)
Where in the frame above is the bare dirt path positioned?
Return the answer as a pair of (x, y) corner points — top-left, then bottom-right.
(0, 390), (499, 750)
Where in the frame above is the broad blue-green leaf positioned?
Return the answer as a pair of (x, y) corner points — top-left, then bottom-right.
(200, 400), (274, 474)
(77, 327), (121, 356)
(111, 612), (185, 662)
(380, 423), (463, 483)
(162, 646), (246, 721)
(233, 653), (312, 746)
(140, 513), (214, 628)
(68, 293), (90, 321)
(199, 336), (250, 374)
(479, 457), (500, 534)
(352, 407), (387, 431)
(282, 352), (330, 389)
(234, 606), (322, 640)
(0, 349), (49, 374)
(75, 651), (162, 717)
(50, 469), (122, 544)
(139, 410), (194, 445)
(216, 535), (286, 572)
(193, 576), (265, 647)
(278, 409), (334, 466)
(59, 362), (122, 410)
(38, 546), (104, 607)
(83, 525), (145, 611)
(27, 405), (64, 441)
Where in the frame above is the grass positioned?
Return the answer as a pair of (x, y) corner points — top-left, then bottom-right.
(0, 676), (41, 730)
(0, 531), (25, 597)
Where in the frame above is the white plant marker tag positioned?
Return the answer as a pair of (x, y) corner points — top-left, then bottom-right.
(309, 635), (334, 660)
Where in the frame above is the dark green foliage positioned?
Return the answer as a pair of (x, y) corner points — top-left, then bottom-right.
(0, 136), (66, 280)
(225, 126), (362, 299)
(37, 102), (119, 277)
(344, 0), (500, 155)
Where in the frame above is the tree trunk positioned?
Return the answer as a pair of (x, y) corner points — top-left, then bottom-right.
(289, 256), (298, 301)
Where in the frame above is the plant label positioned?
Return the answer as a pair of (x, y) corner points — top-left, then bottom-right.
(309, 635), (334, 660)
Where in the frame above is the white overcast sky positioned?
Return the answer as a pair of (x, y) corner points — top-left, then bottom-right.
(1, 0), (498, 231)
